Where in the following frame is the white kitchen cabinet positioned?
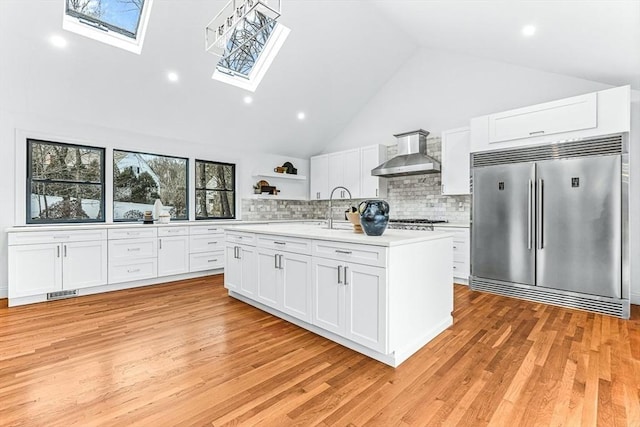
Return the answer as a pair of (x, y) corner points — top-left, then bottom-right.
(310, 154), (329, 200)
(360, 144), (387, 198)
(225, 242), (257, 297)
(488, 92), (597, 143)
(108, 228), (158, 284)
(328, 148), (360, 199)
(311, 257), (386, 353)
(441, 127), (470, 195)
(434, 226), (470, 284)
(158, 235), (189, 276)
(189, 225), (225, 273)
(8, 230), (107, 299)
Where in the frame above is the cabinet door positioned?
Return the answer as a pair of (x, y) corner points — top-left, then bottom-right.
(344, 263), (387, 353)
(8, 243), (62, 298)
(63, 240), (107, 289)
(158, 236), (189, 276)
(441, 127), (471, 195)
(329, 149), (360, 198)
(310, 154), (329, 200)
(256, 248), (279, 306)
(360, 145), (386, 198)
(224, 245), (241, 291)
(311, 258), (344, 336)
(281, 252), (312, 322)
(240, 245), (258, 298)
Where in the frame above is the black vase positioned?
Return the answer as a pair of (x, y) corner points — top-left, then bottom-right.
(358, 200), (390, 236)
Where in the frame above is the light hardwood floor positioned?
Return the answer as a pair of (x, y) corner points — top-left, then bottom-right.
(1, 276), (639, 426)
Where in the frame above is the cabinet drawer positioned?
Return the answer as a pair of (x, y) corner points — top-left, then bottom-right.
(108, 227), (157, 240)
(8, 229), (106, 246)
(312, 240), (387, 267)
(190, 251), (225, 272)
(190, 234), (224, 253)
(108, 259), (157, 284)
(453, 261), (469, 277)
(109, 238), (157, 260)
(257, 234), (311, 255)
(226, 231), (257, 245)
(190, 224), (226, 235)
(158, 226), (188, 237)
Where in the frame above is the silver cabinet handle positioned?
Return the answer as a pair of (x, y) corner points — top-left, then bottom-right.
(127, 247), (141, 252)
(335, 249), (352, 255)
(64, 245), (67, 257)
(57, 245), (60, 258)
(344, 266), (349, 285)
(527, 179), (533, 250)
(208, 241), (218, 245)
(126, 232), (140, 236)
(376, 188), (378, 197)
(337, 265), (343, 284)
(237, 247), (242, 260)
(159, 239), (162, 250)
(208, 259), (218, 263)
(274, 241), (286, 245)
(529, 130), (545, 135)
(127, 268), (140, 273)
(537, 179), (544, 249)
(274, 254), (279, 269)
(278, 254), (283, 269)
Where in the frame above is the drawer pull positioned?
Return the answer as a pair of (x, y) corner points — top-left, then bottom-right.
(207, 228), (218, 231)
(335, 249), (352, 255)
(453, 266), (457, 269)
(208, 259), (218, 263)
(54, 235), (70, 239)
(453, 246), (457, 249)
(128, 248), (141, 252)
(529, 130), (545, 135)
(126, 232), (140, 236)
(128, 268), (141, 273)
(208, 241), (218, 245)
(274, 241), (286, 245)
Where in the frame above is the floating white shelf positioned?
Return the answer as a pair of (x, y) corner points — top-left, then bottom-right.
(253, 172), (307, 181)
(249, 194), (308, 201)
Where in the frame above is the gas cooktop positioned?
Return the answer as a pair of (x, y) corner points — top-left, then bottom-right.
(388, 219), (448, 224)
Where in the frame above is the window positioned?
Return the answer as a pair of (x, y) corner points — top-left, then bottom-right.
(113, 150), (188, 221)
(27, 139), (105, 224)
(63, 0), (154, 54)
(195, 160), (236, 219)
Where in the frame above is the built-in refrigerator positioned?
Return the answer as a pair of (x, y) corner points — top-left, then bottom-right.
(470, 134), (629, 318)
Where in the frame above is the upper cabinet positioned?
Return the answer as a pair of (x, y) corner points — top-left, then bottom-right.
(488, 92), (597, 143)
(310, 145), (387, 200)
(470, 85), (631, 153)
(441, 127), (470, 195)
(360, 145), (387, 199)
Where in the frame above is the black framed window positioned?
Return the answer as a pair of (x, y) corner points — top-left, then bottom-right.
(27, 139), (105, 224)
(113, 150), (188, 221)
(195, 160), (236, 219)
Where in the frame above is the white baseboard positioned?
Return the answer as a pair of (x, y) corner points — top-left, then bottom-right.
(631, 292), (640, 305)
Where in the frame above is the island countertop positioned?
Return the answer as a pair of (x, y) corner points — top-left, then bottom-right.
(226, 223), (453, 247)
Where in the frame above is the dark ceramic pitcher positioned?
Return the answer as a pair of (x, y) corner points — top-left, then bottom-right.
(358, 200), (390, 236)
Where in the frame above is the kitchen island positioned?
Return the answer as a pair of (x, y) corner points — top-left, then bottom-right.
(224, 223), (454, 367)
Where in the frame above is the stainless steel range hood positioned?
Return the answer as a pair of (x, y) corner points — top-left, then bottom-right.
(371, 129), (440, 178)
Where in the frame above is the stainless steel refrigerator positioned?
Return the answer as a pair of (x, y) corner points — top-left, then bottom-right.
(470, 135), (629, 318)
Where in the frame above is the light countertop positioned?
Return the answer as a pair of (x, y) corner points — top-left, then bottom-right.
(226, 223), (453, 247)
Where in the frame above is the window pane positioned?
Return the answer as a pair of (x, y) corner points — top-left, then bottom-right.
(114, 150), (188, 220)
(30, 141), (102, 182)
(196, 190), (235, 219)
(66, 0), (144, 38)
(195, 162), (234, 190)
(30, 182), (103, 221)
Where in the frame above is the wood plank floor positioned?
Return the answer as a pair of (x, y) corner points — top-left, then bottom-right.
(1, 276), (639, 426)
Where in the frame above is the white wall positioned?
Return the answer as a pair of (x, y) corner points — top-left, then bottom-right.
(323, 47), (613, 152)
(323, 47), (639, 305)
(0, 108), (308, 297)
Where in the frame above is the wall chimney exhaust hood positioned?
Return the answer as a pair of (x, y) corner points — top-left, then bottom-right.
(371, 129), (440, 178)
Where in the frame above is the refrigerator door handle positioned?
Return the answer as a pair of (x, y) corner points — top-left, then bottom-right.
(537, 179), (544, 249)
(528, 179), (533, 250)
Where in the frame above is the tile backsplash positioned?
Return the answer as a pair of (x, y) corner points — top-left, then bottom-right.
(242, 137), (471, 223)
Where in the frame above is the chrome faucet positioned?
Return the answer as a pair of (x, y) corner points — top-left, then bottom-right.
(328, 186), (352, 229)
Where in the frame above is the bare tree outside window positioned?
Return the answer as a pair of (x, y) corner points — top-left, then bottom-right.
(27, 139), (105, 223)
(195, 160), (235, 219)
(66, 0), (145, 38)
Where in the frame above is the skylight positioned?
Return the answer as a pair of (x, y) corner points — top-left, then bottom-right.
(63, 0), (154, 54)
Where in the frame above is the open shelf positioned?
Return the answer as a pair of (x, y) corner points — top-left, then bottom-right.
(253, 172), (307, 181)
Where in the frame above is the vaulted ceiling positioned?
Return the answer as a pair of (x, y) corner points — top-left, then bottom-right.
(1, 1), (638, 159)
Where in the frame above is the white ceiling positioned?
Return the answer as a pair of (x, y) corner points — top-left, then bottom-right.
(1, 1), (638, 159)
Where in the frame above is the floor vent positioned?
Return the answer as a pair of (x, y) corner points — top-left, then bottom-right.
(47, 289), (79, 300)
(470, 278), (630, 319)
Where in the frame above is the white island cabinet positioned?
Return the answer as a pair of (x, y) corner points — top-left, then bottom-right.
(224, 224), (454, 367)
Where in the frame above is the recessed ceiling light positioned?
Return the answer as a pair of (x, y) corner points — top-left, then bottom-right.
(522, 25), (536, 37)
(243, 96), (253, 104)
(167, 72), (179, 82)
(297, 112), (306, 120)
(49, 35), (68, 48)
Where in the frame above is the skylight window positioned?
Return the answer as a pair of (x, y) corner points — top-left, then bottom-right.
(63, 0), (154, 54)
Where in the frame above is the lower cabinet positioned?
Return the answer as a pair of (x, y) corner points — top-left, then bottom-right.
(8, 231), (108, 299)
(225, 243), (257, 297)
(257, 248), (312, 322)
(312, 258), (387, 353)
(433, 226), (470, 284)
(158, 235), (189, 276)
